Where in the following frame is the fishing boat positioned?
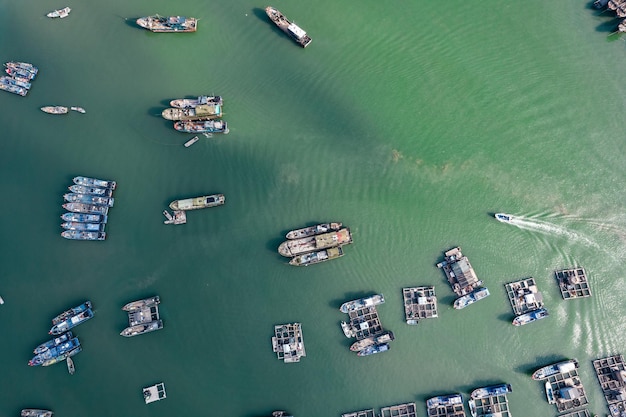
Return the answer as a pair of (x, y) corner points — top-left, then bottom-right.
(0, 82), (28, 96)
(63, 193), (114, 207)
(512, 308), (549, 326)
(61, 222), (106, 232)
(162, 104), (222, 121)
(136, 15), (197, 32)
(470, 383), (512, 399)
(52, 301), (92, 325)
(289, 246), (344, 266)
(494, 213), (515, 223)
(173, 119), (228, 134)
(170, 95), (222, 108)
(33, 332), (74, 354)
(120, 320), (163, 337)
(29, 337), (80, 366)
(169, 194), (225, 211)
(49, 309), (94, 334)
(1, 76), (31, 89)
(285, 222), (342, 239)
(68, 184), (113, 197)
(73, 176), (116, 189)
(41, 106), (68, 114)
(340, 293), (385, 314)
(61, 230), (106, 241)
(4, 62), (38, 75)
(61, 212), (107, 223)
(350, 331), (395, 352)
(42, 344), (81, 366)
(184, 136), (199, 147)
(66, 356), (75, 374)
(340, 321), (355, 338)
(265, 6), (312, 47)
(21, 410), (53, 417)
(532, 359), (578, 380)
(122, 295), (160, 312)
(62, 202), (109, 215)
(5, 66), (37, 80)
(545, 381), (555, 404)
(453, 287), (490, 309)
(357, 343), (390, 356)
(278, 228), (352, 257)
(46, 7), (71, 18)
(426, 394), (463, 410)
(70, 106), (85, 113)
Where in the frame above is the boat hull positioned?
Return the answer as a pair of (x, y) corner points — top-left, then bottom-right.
(122, 296), (160, 312)
(120, 320), (163, 337)
(73, 176), (116, 189)
(169, 194), (225, 211)
(136, 16), (197, 32)
(265, 7), (312, 47)
(340, 294), (385, 314)
(50, 309), (94, 334)
(289, 246), (344, 266)
(285, 222), (342, 239)
(170, 95), (222, 108)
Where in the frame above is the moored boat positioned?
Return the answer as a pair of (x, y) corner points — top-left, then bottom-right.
(120, 320), (163, 337)
(4, 62), (38, 75)
(289, 246), (344, 266)
(350, 330), (395, 352)
(340, 293), (385, 314)
(136, 15), (197, 32)
(545, 381), (555, 404)
(29, 337), (80, 366)
(162, 104), (222, 121)
(63, 193), (114, 207)
(278, 228), (352, 257)
(42, 344), (81, 366)
(426, 393), (463, 410)
(61, 230), (106, 241)
(494, 213), (515, 223)
(52, 301), (92, 325)
(73, 176), (116, 189)
(470, 383), (512, 399)
(468, 400), (476, 417)
(46, 7), (71, 18)
(49, 309), (94, 334)
(62, 202), (109, 215)
(453, 287), (490, 309)
(170, 95), (222, 108)
(512, 308), (549, 326)
(173, 119), (228, 134)
(340, 321), (355, 338)
(67, 356), (75, 375)
(169, 194), (225, 211)
(68, 184), (113, 197)
(21, 410), (53, 417)
(41, 106), (68, 114)
(286, 222), (342, 239)
(61, 212), (107, 223)
(33, 332), (74, 354)
(61, 222), (106, 232)
(5, 66), (37, 80)
(70, 106), (85, 113)
(1, 76), (31, 89)
(184, 136), (200, 147)
(265, 6), (312, 47)
(531, 359), (578, 380)
(357, 342), (389, 356)
(0, 82), (28, 96)
(122, 295), (160, 312)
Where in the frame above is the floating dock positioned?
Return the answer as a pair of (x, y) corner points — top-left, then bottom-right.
(426, 394), (466, 417)
(343, 306), (384, 341)
(402, 286), (438, 325)
(555, 267), (591, 299)
(505, 277), (544, 315)
(341, 409), (375, 417)
(143, 382), (166, 404)
(593, 354), (626, 417)
(380, 403), (417, 417)
(546, 366), (589, 412)
(437, 247), (482, 297)
(163, 209), (186, 225)
(471, 393), (512, 417)
(271, 323), (306, 363)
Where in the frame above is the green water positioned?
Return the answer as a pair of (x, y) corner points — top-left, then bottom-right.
(2, 0), (626, 416)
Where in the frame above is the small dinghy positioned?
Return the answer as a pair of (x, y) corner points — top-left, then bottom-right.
(47, 7), (71, 18)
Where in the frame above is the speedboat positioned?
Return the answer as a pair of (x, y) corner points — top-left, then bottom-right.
(494, 213), (514, 223)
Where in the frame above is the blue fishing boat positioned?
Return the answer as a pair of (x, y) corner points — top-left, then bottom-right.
(49, 309), (94, 334)
(63, 202), (109, 215)
(52, 301), (91, 325)
(470, 383), (512, 399)
(73, 176), (116, 190)
(33, 331), (74, 354)
(29, 337), (80, 366)
(357, 343), (390, 356)
(42, 345), (82, 366)
(61, 230), (106, 241)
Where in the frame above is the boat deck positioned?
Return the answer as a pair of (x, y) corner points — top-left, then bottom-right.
(380, 403), (417, 417)
(505, 277), (544, 315)
(402, 286), (438, 325)
(341, 409), (375, 417)
(593, 354), (626, 416)
(128, 304), (160, 326)
(546, 367), (589, 412)
(345, 306), (384, 341)
(555, 267), (591, 299)
(143, 382), (166, 404)
(271, 323), (306, 363)
(437, 247), (481, 297)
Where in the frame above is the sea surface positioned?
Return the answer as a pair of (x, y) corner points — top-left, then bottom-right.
(1, 0), (626, 416)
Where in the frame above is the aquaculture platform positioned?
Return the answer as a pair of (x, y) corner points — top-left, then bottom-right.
(143, 382), (166, 404)
(343, 306), (384, 341)
(402, 286), (438, 325)
(426, 394), (466, 417)
(559, 410), (591, 417)
(341, 409), (375, 417)
(437, 247), (482, 297)
(471, 394), (511, 417)
(555, 267), (591, 299)
(271, 323), (306, 363)
(593, 354), (626, 417)
(505, 277), (544, 315)
(546, 366), (589, 412)
(380, 402), (417, 417)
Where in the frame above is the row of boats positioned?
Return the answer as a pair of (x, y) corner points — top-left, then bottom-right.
(61, 176), (117, 241)
(161, 95), (229, 134)
(41, 106), (86, 115)
(278, 223), (352, 266)
(1, 61), (38, 97)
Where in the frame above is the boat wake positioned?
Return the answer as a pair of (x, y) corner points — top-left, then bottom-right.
(501, 216), (600, 249)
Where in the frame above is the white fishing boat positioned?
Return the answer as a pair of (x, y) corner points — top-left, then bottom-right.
(67, 356), (75, 375)
(494, 213), (515, 223)
(41, 106), (68, 114)
(70, 106), (86, 113)
(47, 7), (71, 18)
(184, 136), (199, 147)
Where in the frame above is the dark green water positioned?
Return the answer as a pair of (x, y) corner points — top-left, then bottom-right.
(2, 0), (626, 416)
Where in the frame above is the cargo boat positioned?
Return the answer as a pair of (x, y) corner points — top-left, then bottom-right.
(357, 343), (389, 356)
(453, 287), (490, 309)
(169, 194), (225, 211)
(512, 308), (549, 326)
(62, 202), (109, 215)
(29, 337), (80, 366)
(184, 136), (199, 147)
(170, 95), (222, 108)
(122, 295), (160, 311)
(50, 309), (94, 334)
(350, 330), (394, 352)
(265, 6), (312, 47)
(289, 246), (344, 266)
(61, 212), (107, 223)
(63, 193), (114, 207)
(136, 15), (197, 32)
(52, 301), (92, 325)
(285, 222), (342, 239)
(33, 331), (73, 354)
(532, 359), (578, 380)
(61, 230), (106, 241)
(120, 320), (163, 337)
(61, 222), (106, 232)
(41, 106), (68, 114)
(278, 227), (352, 257)
(162, 104), (222, 120)
(73, 176), (116, 189)
(68, 184), (113, 197)
(173, 119), (228, 134)
(340, 293), (385, 314)
(470, 383), (512, 399)
(21, 410), (53, 417)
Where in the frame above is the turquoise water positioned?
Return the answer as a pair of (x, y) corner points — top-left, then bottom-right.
(2, 0), (626, 415)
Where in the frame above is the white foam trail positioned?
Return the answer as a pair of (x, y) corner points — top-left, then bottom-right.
(504, 217), (600, 249)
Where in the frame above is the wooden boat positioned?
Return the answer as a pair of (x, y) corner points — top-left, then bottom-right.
(41, 106), (68, 114)
(70, 106), (86, 113)
(265, 6), (311, 47)
(47, 7), (70, 18)
(66, 357), (75, 375)
(184, 136), (200, 147)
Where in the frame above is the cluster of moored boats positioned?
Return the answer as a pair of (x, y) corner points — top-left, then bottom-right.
(61, 176), (116, 241)
(277, 223), (352, 266)
(1, 62), (38, 97)
(340, 294), (394, 356)
(160, 95), (229, 136)
(120, 296), (163, 337)
(41, 105), (86, 115)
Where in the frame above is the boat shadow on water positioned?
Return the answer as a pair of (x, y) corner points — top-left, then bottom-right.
(252, 7), (293, 41)
(123, 17), (143, 30)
